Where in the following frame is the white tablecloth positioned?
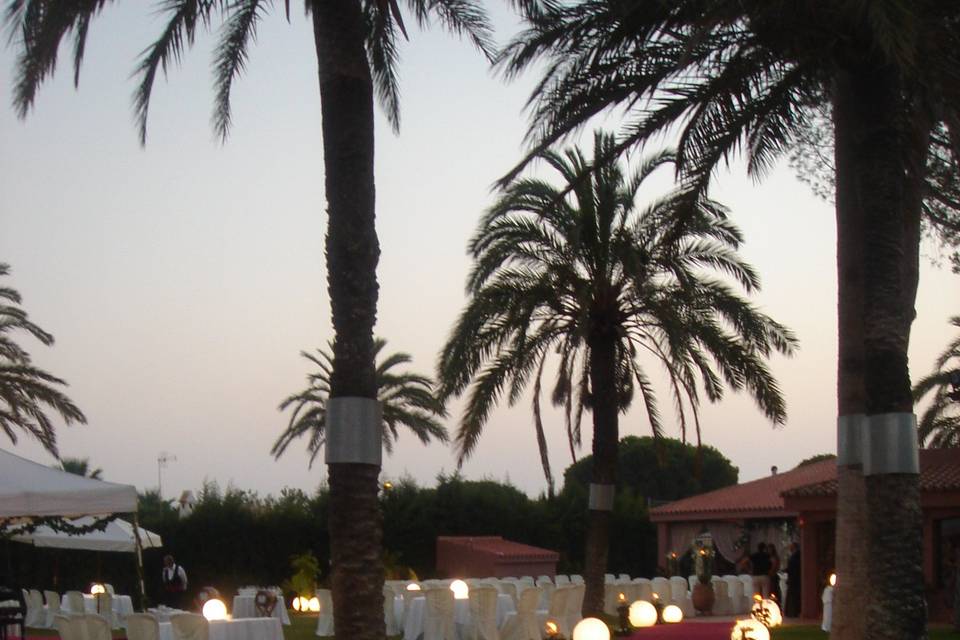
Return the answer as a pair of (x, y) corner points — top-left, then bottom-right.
(158, 618), (283, 640)
(401, 594), (515, 640)
(61, 594), (134, 617)
(231, 595), (291, 625)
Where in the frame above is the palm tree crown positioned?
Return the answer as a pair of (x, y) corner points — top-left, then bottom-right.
(438, 132), (797, 493)
(58, 456), (103, 479)
(273, 338), (448, 467)
(0, 263), (85, 457)
(913, 316), (960, 448)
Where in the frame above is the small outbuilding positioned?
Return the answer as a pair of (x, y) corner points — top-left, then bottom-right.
(436, 536), (559, 578)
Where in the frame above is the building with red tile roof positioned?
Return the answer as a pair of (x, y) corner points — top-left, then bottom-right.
(435, 536), (559, 578)
(649, 449), (960, 621)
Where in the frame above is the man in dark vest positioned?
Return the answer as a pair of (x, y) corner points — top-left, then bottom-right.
(161, 554), (188, 609)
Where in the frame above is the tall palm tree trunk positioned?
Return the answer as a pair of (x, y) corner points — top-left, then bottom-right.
(833, 61), (926, 640)
(583, 326), (618, 616)
(311, 4), (384, 640)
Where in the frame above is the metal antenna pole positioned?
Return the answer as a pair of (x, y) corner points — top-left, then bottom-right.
(157, 452), (177, 498)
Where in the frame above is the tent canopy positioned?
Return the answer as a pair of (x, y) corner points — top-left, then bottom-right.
(11, 516), (162, 552)
(0, 448), (138, 518)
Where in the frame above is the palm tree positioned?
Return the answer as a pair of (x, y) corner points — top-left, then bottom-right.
(58, 456), (103, 479)
(0, 263), (85, 457)
(272, 338), (448, 466)
(913, 316), (960, 448)
(438, 132), (796, 615)
(498, 4), (959, 635)
(4, 3), (492, 640)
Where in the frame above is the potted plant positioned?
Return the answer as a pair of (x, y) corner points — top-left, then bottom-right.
(691, 543), (716, 614)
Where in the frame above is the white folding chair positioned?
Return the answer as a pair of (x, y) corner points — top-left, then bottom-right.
(315, 589), (335, 637)
(669, 577), (693, 617)
(499, 586), (540, 640)
(632, 579), (652, 603)
(54, 614), (81, 640)
(383, 586), (400, 636)
(723, 575), (746, 615)
(126, 613), (160, 640)
(104, 585), (115, 596)
(169, 613), (209, 640)
(711, 577), (731, 615)
(422, 588), (456, 640)
(498, 581), (518, 608)
(569, 575), (584, 585)
(617, 574), (630, 582)
(536, 586), (569, 634)
(650, 577), (671, 602)
(602, 583), (620, 616)
(534, 578), (555, 611)
(466, 586), (499, 640)
(94, 593), (118, 628)
(554, 576), (570, 587)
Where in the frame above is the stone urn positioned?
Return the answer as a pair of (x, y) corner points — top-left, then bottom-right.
(692, 581), (715, 615)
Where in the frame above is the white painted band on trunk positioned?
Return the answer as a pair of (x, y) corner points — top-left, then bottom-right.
(837, 414), (865, 466)
(862, 412), (919, 476)
(324, 397), (382, 465)
(588, 483), (615, 511)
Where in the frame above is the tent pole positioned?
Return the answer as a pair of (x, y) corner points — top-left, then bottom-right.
(132, 510), (147, 611)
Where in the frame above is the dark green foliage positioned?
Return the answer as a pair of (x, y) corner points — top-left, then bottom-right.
(913, 316), (960, 447)
(57, 457), (102, 479)
(562, 436), (738, 502)
(795, 453), (836, 468)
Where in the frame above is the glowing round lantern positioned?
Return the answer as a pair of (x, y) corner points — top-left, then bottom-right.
(627, 600), (657, 628)
(202, 598), (228, 621)
(406, 583), (421, 591)
(661, 604), (683, 624)
(572, 617), (610, 640)
(292, 597), (301, 612)
(730, 619), (770, 640)
(308, 597), (321, 613)
(829, 573), (837, 587)
(90, 584), (106, 595)
(450, 579), (469, 600)
(544, 619), (561, 638)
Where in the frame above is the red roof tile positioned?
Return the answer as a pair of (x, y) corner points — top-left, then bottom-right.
(649, 458), (835, 519)
(652, 449), (960, 520)
(783, 448), (960, 497)
(437, 536), (559, 560)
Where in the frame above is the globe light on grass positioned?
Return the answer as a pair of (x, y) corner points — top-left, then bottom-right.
(628, 600), (657, 628)
(308, 597), (320, 613)
(572, 617), (610, 640)
(661, 604), (683, 624)
(730, 619), (770, 640)
(202, 598), (228, 621)
(450, 579), (469, 600)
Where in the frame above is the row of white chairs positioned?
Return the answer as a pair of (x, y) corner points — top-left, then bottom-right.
(55, 612), (210, 640)
(22, 588), (122, 629)
(601, 573), (771, 617)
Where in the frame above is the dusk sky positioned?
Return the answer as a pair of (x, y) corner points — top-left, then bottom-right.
(1, 4), (956, 502)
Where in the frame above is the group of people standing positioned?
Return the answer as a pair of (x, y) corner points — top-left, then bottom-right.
(737, 541), (801, 617)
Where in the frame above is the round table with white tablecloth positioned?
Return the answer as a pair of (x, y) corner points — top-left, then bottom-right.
(231, 595), (290, 625)
(159, 617), (283, 640)
(400, 594), (515, 640)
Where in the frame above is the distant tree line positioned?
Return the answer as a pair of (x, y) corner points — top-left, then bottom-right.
(4, 436), (735, 605)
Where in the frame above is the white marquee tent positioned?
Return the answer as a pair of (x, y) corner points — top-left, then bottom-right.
(10, 516), (162, 552)
(0, 448), (137, 518)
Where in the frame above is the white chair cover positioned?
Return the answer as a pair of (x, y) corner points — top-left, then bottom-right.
(569, 576), (584, 585)
(632, 579), (652, 603)
(95, 593), (117, 628)
(650, 578), (671, 602)
(383, 586), (400, 636)
(104, 585), (115, 596)
(54, 614), (81, 640)
(711, 577), (731, 616)
(466, 586), (499, 640)
(821, 586), (833, 632)
(499, 586), (540, 640)
(25, 588), (46, 627)
(617, 574), (630, 582)
(738, 574), (754, 598)
(601, 583), (620, 616)
(536, 576), (553, 586)
(45, 590), (63, 628)
(422, 588), (456, 640)
(498, 582), (518, 607)
(315, 589), (334, 637)
(65, 592), (85, 616)
(722, 576), (747, 614)
(536, 586), (568, 628)
(669, 577), (693, 617)
(83, 614), (112, 640)
(561, 584), (584, 637)
(534, 579), (555, 611)
(554, 576), (570, 587)
(126, 613), (160, 640)
(169, 614), (209, 640)
(687, 575), (698, 592)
